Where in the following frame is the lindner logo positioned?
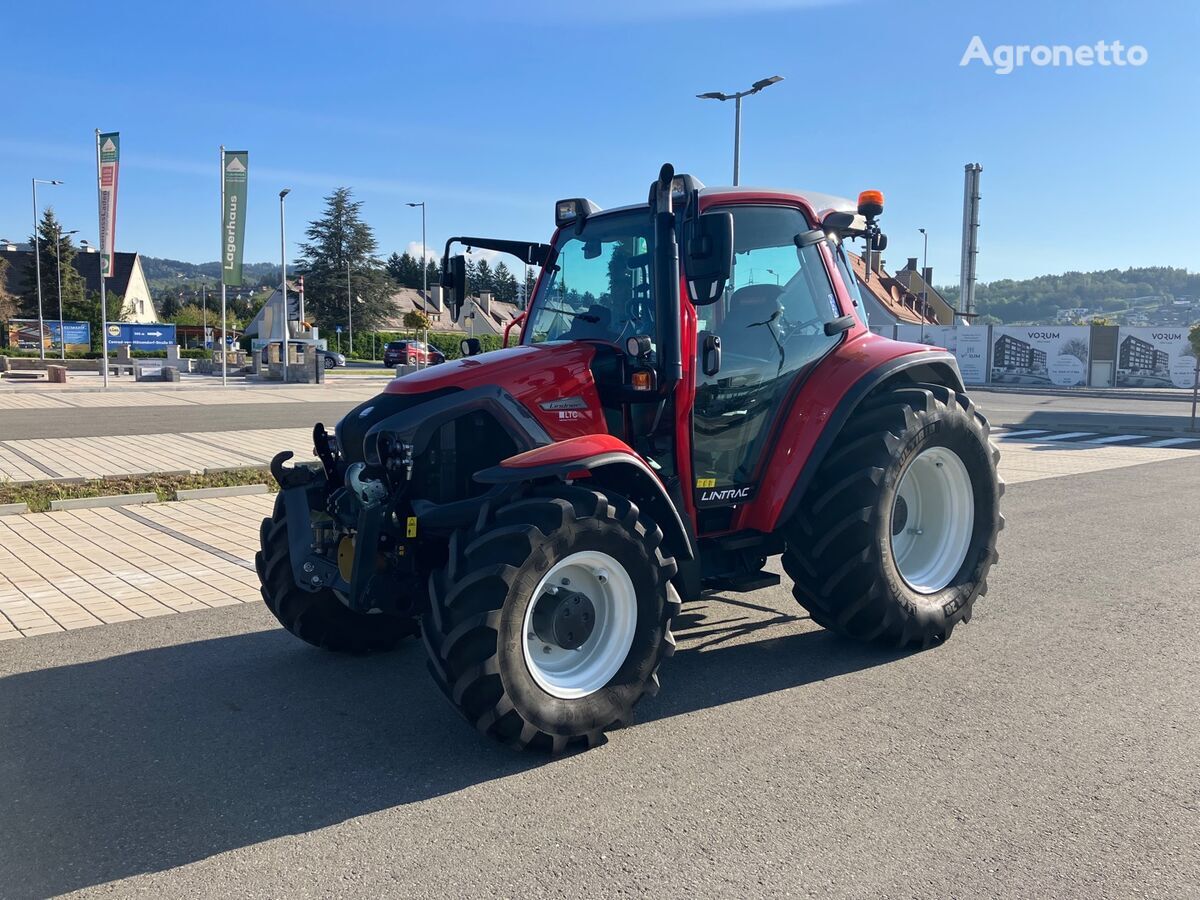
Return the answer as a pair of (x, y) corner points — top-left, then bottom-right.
(961, 36), (1148, 75)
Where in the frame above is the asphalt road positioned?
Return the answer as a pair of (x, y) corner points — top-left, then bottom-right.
(972, 388), (1197, 433)
(2, 455), (1197, 898)
(0, 399), (372, 440)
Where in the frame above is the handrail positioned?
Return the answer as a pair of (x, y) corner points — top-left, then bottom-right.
(503, 311), (527, 348)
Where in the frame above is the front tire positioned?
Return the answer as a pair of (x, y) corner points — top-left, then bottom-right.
(783, 382), (1003, 648)
(422, 485), (679, 752)
(256, 493), (418, 652)
(323, 355), (335, 370)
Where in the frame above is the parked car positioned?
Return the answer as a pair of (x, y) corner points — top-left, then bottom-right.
(383, 340), (445, 367)
(260, 341), (346, 370)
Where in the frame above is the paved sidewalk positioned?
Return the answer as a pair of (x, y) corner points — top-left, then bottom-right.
(0, 382), (379, 410)
(0, 494), (272, 639)
(0, 427), (316, 481)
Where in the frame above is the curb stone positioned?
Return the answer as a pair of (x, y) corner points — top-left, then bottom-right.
(49, 493), (160, 511)
(174, 484), (270, 501)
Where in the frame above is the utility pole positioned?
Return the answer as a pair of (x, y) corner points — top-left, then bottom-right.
(919, 227), (929, 342)
(54, 226), (79, 359)
(32, 178), (63, 360)
(279, 188), (291, 382)
(407, 201), (427, 367)
(346, 258), (353, 357)
(696, 76), (784, 185)
(960, 163), (983, 316)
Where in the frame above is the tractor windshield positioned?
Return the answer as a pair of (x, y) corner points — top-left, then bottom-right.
(525, 211), (654, 346)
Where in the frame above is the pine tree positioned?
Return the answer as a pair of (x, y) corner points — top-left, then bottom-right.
(20, 208), (87, 319)
(493, 262), (518, 303)
(296, 187), (396, 331)
(0, 256), (16, 322)
(474, 259), (494, 295)
(386, 251), (422, 288)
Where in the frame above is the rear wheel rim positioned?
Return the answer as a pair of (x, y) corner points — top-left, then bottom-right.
(522, 550), (637, 700)
(890, 446), (974, 594)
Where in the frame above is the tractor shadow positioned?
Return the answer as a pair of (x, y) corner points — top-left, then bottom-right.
(0, 605), (905, 897)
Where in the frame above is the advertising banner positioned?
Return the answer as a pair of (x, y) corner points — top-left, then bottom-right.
(105, 322), (177, 351)
(221, 151), (249, 286)
(6, 320), (91, 353)
(97, 132), (120, 278)
(1115, 327), (1198, 388)
(990, 326), (1089, 387)
(894, 324), (990, 384)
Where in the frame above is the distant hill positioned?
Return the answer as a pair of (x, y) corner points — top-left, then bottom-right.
(937, 266), (1200, 325)
(140, 256), (280, 290)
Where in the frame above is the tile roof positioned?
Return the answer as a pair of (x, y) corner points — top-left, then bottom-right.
(848, 252), (936, 325)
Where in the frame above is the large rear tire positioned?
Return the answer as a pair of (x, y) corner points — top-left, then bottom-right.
(256, 493), (418, 653)
(422, 485), (679, 753)
(783, 382), (1003, 648)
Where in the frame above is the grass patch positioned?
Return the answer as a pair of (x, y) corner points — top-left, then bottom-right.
(0, 468), (278, 513)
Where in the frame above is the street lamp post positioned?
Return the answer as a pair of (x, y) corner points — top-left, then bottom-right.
(54, 226), (79, 359)
(31, 178), (63, 359)
(696, 76), (783, 186)
(279, 189), (291, 382)
(406, 201), (427, 367)
(346, 258), (353, 357)
(918, 227), (929, 342)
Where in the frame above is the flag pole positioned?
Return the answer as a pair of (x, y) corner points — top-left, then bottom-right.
(94, 129), (110, 388)
(220, 145), (228, 386)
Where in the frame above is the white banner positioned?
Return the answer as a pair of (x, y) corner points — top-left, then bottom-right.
(97, 132), (119, 277)
(990, 326), (1089, 387)
(1115, 327), (1198, 388)
(894, 324), (989, 384)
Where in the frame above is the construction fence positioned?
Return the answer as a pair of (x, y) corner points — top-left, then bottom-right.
(869, 323), (1198, 388)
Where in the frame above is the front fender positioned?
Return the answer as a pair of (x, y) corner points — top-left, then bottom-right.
(475, 435), (695, 567)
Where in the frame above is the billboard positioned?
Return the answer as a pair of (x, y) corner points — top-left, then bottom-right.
(894, 324), (989, 384)
(5, 319), (91, 353)
(990, 326), (1089, 387)
(1115, 327), (1198, 388)
(105, 322), (177, 350)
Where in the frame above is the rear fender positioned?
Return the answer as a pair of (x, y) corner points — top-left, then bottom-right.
(475, 435), (696, 569)
(774, 349), (965, 529)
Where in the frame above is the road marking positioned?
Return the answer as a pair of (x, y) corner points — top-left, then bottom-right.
(1035, 432), (1097, 441)
(1142, 437), (1200, 448)
(997, 429), (1051, 439)
(1084, 434), (1148, 444)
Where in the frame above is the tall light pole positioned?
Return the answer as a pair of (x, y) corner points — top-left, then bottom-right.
(918, 227), (929, 342)
(696, 75), (783, 185)
(31, 178), (63, 359)
(54, 226), (79, 359)
(406, 201), (427, 366)
(346, 257), (353, 357)
(279, 188), (291, 382)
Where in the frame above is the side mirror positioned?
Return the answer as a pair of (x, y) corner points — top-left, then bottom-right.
(460, 337), (482, 358)
(442, 255), (467, 318)
(683, 212), (733, 305)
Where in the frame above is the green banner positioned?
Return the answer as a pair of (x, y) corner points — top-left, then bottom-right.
(221, 150), (249, 286)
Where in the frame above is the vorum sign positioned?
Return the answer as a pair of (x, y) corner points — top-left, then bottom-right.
(960, 36), (1148, 75)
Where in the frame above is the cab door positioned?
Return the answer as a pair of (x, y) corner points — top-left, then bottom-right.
(691, 205), (843, 518)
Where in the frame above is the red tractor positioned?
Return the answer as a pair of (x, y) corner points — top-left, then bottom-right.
(259, 165), (1003, 752)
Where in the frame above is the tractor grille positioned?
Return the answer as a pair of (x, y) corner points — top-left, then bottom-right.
(410, 409), (520, 504)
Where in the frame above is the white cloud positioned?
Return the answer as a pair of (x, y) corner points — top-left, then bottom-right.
(406, 241), (437, 263)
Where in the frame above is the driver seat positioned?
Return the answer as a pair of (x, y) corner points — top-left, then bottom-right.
(719, 284), (784, 359)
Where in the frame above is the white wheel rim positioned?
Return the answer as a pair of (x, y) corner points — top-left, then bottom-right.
(890, 446), (975, 594)
(522, 550), (637, 700)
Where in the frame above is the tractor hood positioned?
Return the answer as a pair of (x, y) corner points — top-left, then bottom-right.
(383, 342), (608, 440)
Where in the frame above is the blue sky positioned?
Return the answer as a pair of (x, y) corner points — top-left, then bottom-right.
(3, 0), (1196, 283)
